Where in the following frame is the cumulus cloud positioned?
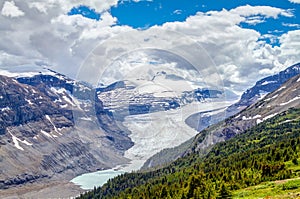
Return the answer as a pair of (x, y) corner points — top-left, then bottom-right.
(278, 30), (300, 65)
(158, 5), (298, 93)
(0, 2), (299, 95)
(0, 0), (132, 78)
(230, 5), (293, 18)
(289, 0), (300, 3)
(27, 0), (118, 14)
(1, 1), (25, 17)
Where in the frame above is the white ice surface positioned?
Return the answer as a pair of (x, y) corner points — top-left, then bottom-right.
(70, 101), (234, 189)
(122, 101), (233, 172)
(0, 67), (56, 78)
(264, 94), (278, 102)
(263, 112), (279, 121)
(41, 130), (52, 138)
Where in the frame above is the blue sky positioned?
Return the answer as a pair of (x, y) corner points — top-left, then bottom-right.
(69, 0), (300, 45)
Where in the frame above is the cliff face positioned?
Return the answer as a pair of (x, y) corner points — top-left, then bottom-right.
(189, 74), (300, 154)
(227, 63), (300, 116)
(0, 74), (131, 189)
(0, 75), (73, 132)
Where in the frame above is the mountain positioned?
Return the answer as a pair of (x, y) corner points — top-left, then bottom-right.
(2, 63), (298, 196)
(16, 71), (133, 151)
(0, 70), (133, 191)
(77, 74), (300, 199)
(0, 66), (230, 193)
(226, 62), (300, 116)
(186, 63), (300, 132)
(187, 73), (300, 154)
(95, 73), (232, 171)
(142, 68), (300, 169)
(97, 78), (227, 121)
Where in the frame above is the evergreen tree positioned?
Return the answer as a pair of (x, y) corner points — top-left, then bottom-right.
(217, 183), (232, 199)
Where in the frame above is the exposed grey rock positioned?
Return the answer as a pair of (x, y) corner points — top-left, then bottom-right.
(226, 62), (300, 116)
(189, 73), (300, 154)
(0, 73), (131, 189)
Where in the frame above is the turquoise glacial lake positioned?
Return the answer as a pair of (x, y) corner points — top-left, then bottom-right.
(71, 169), (125, 190)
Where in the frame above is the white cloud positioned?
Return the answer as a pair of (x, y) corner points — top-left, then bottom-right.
(173, 9), (182, 15)
(282, 23), (300, 28)
(277, 30), (300, 66)
(28, 2), (50, 14)
(76, 27), (222, 88)
(27, 0), (118, 14)
(0, 2), (298, 96)
(243, 16), (265, 25)
(158, 5), (297, 94)
(1, 1), (25, 17)
(0, 0), (132, 78)
(230, 5), (293, 18)
(260, 34), (279, 44)
(289, 0), (300, 3)
(227, 5), (294, 26)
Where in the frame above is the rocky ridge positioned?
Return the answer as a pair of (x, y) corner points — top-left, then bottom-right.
(188, 73), (300, 155)
(142, 64), (300, 169)
(0, 72), (132, 190)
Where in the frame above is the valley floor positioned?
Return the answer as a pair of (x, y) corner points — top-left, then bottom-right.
(0, 180), (83, 199)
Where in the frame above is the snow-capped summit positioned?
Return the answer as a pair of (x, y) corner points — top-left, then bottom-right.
(0, 65), (61, 78)
(97, 73), (227, 121)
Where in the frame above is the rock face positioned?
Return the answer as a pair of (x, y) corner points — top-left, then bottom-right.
(0, 72), (132, 190)
(185, 63), (300, 132)
(188, 73), (300, 154)
(0, 66), (229, 190)
(0, 75), (73, 134)
(17, 72), (133, 151)
(97, 80), (225, 121)
(227, 62), (300, 116)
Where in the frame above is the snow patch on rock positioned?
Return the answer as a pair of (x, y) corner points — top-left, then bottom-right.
(280, 96), (300, 106)
(261, 81), (276, 86)
(9, 131), (32, 151)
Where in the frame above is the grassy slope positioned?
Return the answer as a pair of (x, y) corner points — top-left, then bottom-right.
(233, 177), (300, 198)
(233, 158), (300, 198)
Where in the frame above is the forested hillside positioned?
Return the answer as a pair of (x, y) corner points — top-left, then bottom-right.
(78, 107), (300, 199)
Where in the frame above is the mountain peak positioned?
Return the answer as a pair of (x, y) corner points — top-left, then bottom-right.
(226, 63), (300, 116)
